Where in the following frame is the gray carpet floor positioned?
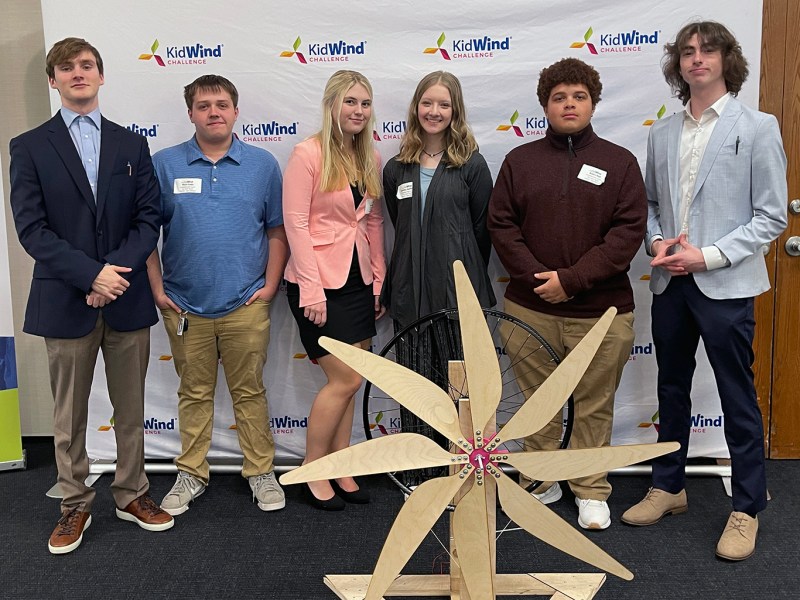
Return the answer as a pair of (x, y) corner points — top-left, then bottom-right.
(2, 438), (799, 599)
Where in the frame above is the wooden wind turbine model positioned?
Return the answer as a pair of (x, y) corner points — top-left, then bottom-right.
(280, 261), (678, 600)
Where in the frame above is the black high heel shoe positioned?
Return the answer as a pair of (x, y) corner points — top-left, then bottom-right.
(303, 483), (345, 511)
(331, 479), (370, 504)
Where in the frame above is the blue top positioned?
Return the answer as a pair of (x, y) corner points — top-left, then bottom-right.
(419, 166), (436, 223)
(153, 135), (283, 317)
(60, 107), (101, 199)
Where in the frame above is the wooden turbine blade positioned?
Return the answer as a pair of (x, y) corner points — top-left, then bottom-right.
(453, 260), (502, 438)
(365, 471), (470, 600)
(279, 433), (457, 485)
(500, 442), (680, 483)
(494, 307), (617, 446)
(319, 336), (470, 450)
(496, 470), (633, 581)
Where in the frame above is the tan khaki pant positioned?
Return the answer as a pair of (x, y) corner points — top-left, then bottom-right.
(162, 300), (275, 483)
(46, 314), (150, 512)
(501, 299), (635, 500)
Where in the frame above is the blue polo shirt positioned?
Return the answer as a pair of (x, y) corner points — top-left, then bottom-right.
(153, 136), (283, 317)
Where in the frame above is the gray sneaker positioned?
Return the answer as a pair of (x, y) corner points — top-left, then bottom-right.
(160, 471), (206, 516)
(249, 471), (286, 511)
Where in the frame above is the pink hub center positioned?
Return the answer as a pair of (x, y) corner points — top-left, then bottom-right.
(465, 432), (497, 471)
(468, 447), (492, 471)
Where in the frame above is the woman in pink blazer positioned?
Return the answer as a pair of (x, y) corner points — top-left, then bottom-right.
(283, 70), (386, 510)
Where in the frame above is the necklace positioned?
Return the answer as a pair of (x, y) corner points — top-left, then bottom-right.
(421, 148), (445, 159)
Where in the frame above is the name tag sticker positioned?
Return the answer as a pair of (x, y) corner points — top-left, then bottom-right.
(577, 164), (607, 186)
(174, 178), (202, 194)
(365, 199), (374, 214)
(397, 182), (413, 200)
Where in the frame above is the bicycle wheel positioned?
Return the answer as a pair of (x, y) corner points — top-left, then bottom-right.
(362, 307), (573, 502)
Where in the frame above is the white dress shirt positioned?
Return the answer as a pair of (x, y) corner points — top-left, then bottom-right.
(677, 92), (731, 270)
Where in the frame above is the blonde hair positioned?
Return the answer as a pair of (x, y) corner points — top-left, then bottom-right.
(397, 71), (478, 168)
(315, 70), (381, 198)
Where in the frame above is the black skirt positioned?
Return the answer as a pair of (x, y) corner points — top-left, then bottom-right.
(286, 249), (375, 360)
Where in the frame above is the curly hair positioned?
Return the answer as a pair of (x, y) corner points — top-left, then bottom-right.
(396, 71), (478, 168)
(663, 21), (749, 105)
(315, 70), (381, 198)
(46, 37), (103, 80)
(537, 58), (602, 107)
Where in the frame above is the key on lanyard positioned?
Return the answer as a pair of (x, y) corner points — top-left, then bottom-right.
(177, 311), (188, 336)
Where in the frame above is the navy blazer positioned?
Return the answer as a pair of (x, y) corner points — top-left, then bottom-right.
(9, 113), (161, 338)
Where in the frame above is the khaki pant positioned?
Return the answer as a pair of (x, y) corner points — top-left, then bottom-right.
(162, 300), (275, 483)
(46, 314), (150, 512)
(501, 300), (635, 500)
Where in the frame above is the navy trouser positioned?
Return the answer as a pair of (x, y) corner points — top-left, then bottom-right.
(650, 275), (767, 516)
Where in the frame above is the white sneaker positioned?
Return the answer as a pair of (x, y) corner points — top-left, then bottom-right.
(576, 497), (611, 530)
(160, 471), (206, 516)
(531, 482), (563, 505)
(249, 471), (286, 511)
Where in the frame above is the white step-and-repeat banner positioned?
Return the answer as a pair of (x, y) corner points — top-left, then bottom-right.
(38, 0), (764, 463)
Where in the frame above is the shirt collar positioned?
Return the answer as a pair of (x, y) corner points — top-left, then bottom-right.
(185, 134), (242, 165)
(60, 106), (102, 130)
(684, 92), (731, 123)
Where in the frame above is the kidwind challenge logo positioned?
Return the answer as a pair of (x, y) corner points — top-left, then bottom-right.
(368, 411), (401, 436)
(424, 32), (511, 61)
(98, 416), (176, 434)
(638, 411), (724, 434)
(496, 111), (547, 138)
(570, 26), (660, 55)
(375, 119), (406, 141)
(241, 119), (298, 143)
(280, 36), (366, 64)
(643, 104), (667, 126)
(126, 123), (159, 138)
(139, 38), (224, 66)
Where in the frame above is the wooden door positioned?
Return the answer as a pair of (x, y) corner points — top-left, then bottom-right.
(758, 0), (800, 457)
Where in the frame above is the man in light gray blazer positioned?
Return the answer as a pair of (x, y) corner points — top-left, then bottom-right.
(621, 21), (787, 562)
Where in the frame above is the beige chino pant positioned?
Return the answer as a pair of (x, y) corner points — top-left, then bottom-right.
(501, 299), (635, 500)
(46, 314), (150, 512)
(161, 300), (276, 483)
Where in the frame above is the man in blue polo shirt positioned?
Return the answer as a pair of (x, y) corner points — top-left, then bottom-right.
(146, 74), (288, 515)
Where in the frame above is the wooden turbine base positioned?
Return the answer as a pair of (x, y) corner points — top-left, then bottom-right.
(323, 573), (606, 600)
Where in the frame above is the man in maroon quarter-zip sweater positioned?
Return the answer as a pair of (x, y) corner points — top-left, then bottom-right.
(488, 57), (647, 532)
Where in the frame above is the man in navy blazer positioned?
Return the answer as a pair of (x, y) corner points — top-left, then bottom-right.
(9, 37), (173, 554)
(621, 22), (788, 561)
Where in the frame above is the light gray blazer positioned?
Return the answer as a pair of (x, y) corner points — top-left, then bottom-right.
(645, 95), (788, 299)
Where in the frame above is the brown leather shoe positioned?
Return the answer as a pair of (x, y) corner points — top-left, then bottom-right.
(621, 487), (688, 526)
(716, 511), (758, 561)
(116, 494), (174, 532)
(48, 507), (91, 554)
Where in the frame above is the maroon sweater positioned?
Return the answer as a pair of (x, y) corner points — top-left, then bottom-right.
(488, 125), (646, 318)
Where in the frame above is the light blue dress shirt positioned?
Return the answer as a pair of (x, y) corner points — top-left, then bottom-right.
(60, 106), (101, 199)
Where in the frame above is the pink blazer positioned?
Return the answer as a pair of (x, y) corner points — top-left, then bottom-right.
(283, 137), (386, 307)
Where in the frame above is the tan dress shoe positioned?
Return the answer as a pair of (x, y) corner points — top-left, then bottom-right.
(716, 511), (758, 561)
(48, 507), (91, 554)
(621, 487), (688, 526)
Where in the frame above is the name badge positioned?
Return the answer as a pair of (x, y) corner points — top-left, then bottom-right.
(365, 199), (374, 214)
(397, 182), (413, 200)
(174, 178), (202, 194)
(577, 164), (607, 186)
